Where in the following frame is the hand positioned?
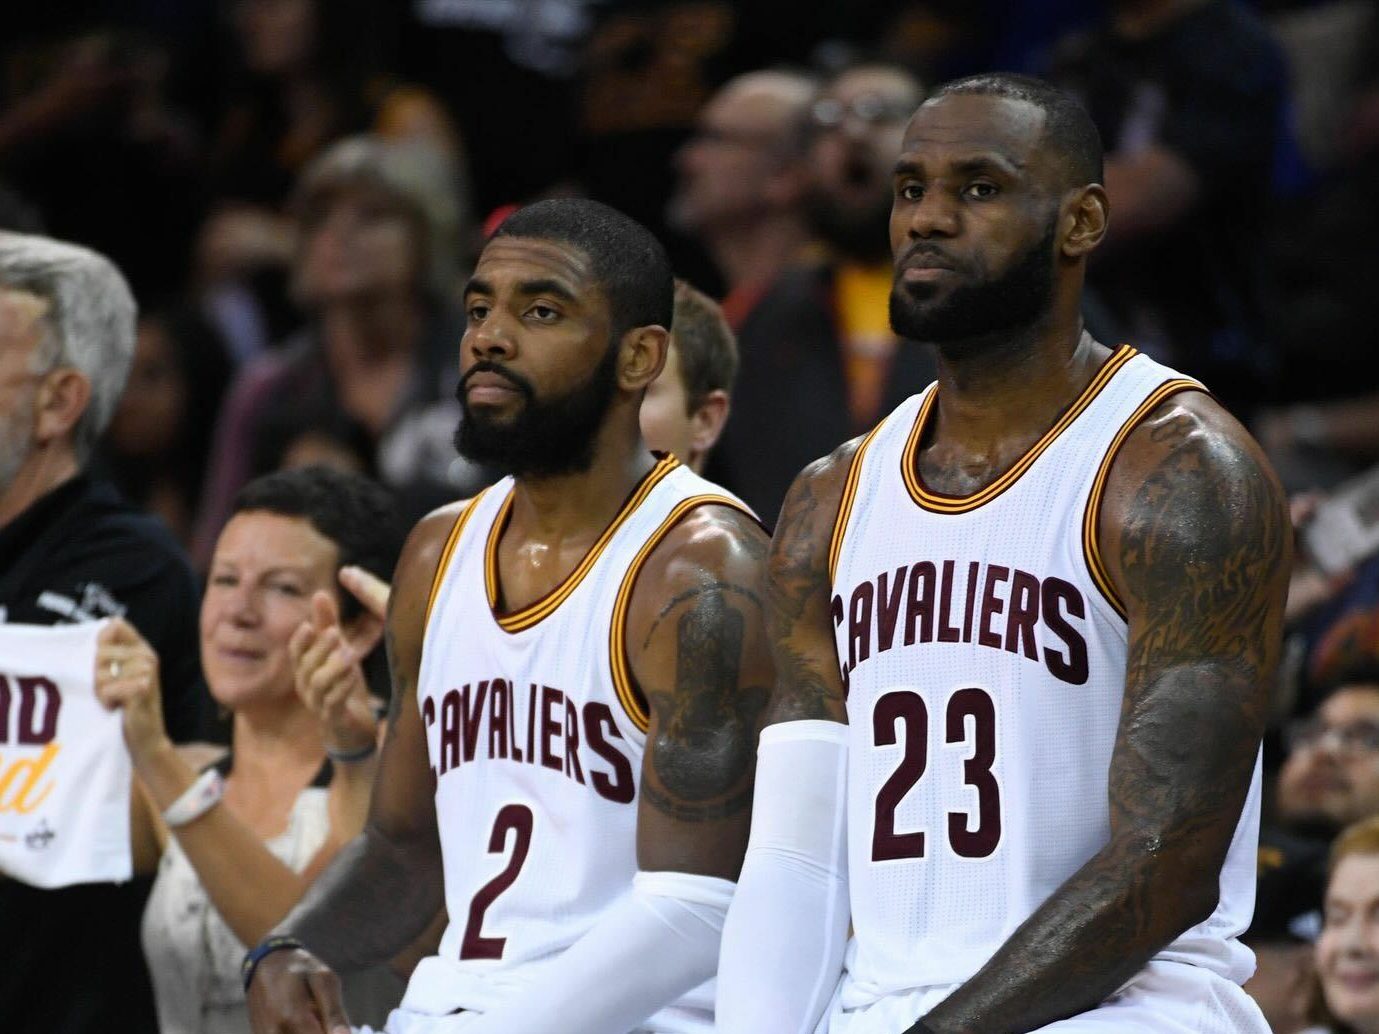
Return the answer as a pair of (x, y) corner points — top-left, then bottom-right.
(339, 565), (390, 621)
(247, 946), (351, 1034)
(290, 592), (380, 756)
(94, 618), (171, 764)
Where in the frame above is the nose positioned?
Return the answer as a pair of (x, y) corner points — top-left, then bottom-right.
(225, 582), (261, 629)
(467, 311), (517, 362)
(906, 187), (960, 240)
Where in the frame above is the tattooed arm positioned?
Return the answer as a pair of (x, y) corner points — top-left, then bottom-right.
(247, 504), (459, 1033)
(918, 392), (1291, 1034)
(628, 504), (775, 874)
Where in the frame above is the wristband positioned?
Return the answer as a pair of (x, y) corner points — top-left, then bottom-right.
(242, 935), (305, 991)
(162, 768), (224, 828)
(325, 739), (377, 764)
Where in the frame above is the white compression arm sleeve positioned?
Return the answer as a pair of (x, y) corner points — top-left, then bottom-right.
(459, 870), (733, 1034)
(717, 720), (850, 1034)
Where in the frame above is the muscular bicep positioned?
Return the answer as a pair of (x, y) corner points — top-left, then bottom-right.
(1099, 393), (1289, 869)
(763, 448), (857, 726)
(628, 509), (773, 878)
(366, 507), (461, 847)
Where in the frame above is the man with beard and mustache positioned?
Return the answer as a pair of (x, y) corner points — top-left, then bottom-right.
(714, 62), (934, 525)
(718, 74), (1291, 1034)
(246, 198), (772, 1034)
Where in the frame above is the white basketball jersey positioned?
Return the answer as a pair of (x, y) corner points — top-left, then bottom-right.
(399, 455), (752, 1031)
(828, 346), (1262, 1009)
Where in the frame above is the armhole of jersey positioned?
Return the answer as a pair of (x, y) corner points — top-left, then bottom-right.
(609, 495), (763, 735)
(1082, 379), (1206, 621)
(828, 423), (885, 584)
(424, 492), (485, 627)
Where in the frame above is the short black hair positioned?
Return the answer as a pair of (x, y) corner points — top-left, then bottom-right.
(671, 279), (738, 412)
(492, 198), (674, 336)
(230, 466), (403, 626)
(931, 73), (1103, 187)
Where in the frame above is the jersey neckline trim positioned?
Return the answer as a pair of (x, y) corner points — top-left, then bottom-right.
(484, 455), (681, 634)
(901, 344), (1137, 514)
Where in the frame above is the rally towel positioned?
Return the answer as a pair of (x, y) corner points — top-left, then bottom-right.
(0, 620), (132, 887)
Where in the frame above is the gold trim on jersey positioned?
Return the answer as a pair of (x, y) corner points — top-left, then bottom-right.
(901, 344), (1138, 514)
(608, 494), (759, 734)
(1082, 377), (1204, 620)
(485, 455), (681, 634)
(828, 423), (886, 584)
(424, 492), (487, 625)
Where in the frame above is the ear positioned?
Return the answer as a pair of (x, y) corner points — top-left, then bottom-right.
(1060, 184), (1109, 260)
(618, 325), (670, 393)
(689, 389), (731, 459)
(32, 367), (91, 447)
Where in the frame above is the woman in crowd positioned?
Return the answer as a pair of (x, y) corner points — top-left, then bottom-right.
(1312, 815), (1379, 1032)
(94, 465), (405, 1033)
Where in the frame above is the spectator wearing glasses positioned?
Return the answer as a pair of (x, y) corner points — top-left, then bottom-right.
(714, 63), (936, 524)
(1279, 677), (1379, 838)
(666, 70), (817, 329)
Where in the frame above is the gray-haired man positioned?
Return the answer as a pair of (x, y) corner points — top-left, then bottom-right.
(0, 232), (206, 1034)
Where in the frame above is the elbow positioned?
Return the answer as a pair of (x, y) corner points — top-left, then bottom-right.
(1119, 829), (1224, 931)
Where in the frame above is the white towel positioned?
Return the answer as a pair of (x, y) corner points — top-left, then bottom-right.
(0, 620), (132, 887)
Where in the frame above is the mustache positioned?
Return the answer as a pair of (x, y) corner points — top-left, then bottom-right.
(895, 241), (963, 272)
(457, 360), (535, 401)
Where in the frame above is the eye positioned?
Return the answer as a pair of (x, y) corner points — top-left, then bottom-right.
(466, 303), (490, 323)
(898, 181), (924, 202)
(269, 580), (304, 597)
(527, 303), (560, 322)
(210, 572), (237, 588)
(964, 181), (999, 200)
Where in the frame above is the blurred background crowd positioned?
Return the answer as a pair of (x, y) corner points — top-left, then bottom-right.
(5, 0), (1379, 1031)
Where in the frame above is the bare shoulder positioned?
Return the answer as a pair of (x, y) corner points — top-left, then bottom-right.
(773, 435), (868, 551)
(1099, 390), (1290, 673)
(386, 499), (477, 684)
(632, 504), (769, 602)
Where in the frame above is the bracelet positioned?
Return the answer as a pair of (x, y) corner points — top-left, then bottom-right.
(242, 935), (305, 991)
(325, 739), (377, 764)
(162, 768), (224, 828)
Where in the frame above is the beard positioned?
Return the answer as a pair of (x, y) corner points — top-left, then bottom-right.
(889, 217), (1058, 347)
(453, 344), (619, 479)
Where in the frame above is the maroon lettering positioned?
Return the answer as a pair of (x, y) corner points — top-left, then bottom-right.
(488, 680), (508, 759)
(977, 565), (1010, 649)
(937, 560), (961, 642)
(1004, 570), (1040, 660)
(875, 566), (907, 652)
(961, 561), (980, 643)
(460, 804), (534, 960)
(422, 695), (437, 777)
(1041, 577), (1089, 686)
(946, 687), (1002, 858)
(848, 582), (874, 672)
(510, 683), (523, 762)
(905, 562), (935, 645)
(564, 699), (585, 784)
(462, 681), (488, 763)
(525, 683), (538, 762)
(0, 675), (62, 746)
(583, 702), (636, 804)
(872, 690), (928, 861)
(440, 689), (461, 774)
(540, 686), (564, 772)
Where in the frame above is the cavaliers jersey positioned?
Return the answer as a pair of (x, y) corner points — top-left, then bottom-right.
(398, 455), (751, 1030)
(827, 346), (1262, 1008)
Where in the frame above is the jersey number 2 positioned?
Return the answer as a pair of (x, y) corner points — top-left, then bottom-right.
(460, 803), (534, 960)
(872, 687), (1001, 861)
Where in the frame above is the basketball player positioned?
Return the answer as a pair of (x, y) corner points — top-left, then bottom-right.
(245, 199), (771, 1033)
(717, 74), (1291, 1034)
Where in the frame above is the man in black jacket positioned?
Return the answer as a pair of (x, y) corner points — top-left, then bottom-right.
(1, 232), (207, 1033)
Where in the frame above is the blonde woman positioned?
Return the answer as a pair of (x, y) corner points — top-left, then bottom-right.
(1313, 816), (1379, 1032)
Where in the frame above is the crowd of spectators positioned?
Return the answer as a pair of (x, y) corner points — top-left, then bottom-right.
(6, 0), (1379, 1031)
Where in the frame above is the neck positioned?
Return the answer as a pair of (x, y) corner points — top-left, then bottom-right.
(318, 293), (423, 363)
(930, 307), (1101, 450)
(229, 694), (324, 772)
(0, 444), (79, 530)
(1113, 0), (1206, 38)
(707, 213), (811, 291)
(508, 411), (656, 542)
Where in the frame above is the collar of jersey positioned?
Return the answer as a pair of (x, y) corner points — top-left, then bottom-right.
(901, 344), (1137, 514)
(484, 454), (680, 633)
